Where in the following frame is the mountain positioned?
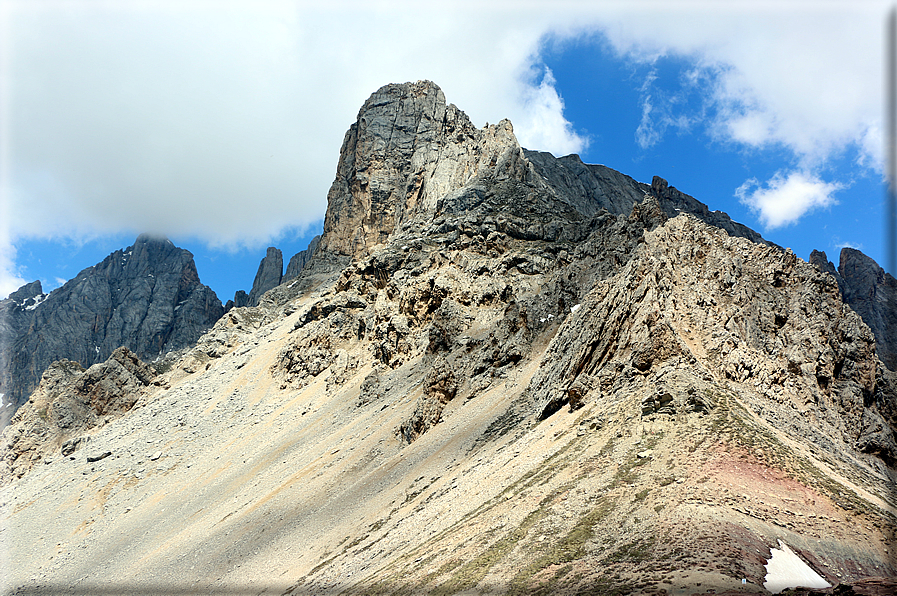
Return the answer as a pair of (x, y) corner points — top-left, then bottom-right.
(0, 234), (225, 418)
(1, 81), (895, 596)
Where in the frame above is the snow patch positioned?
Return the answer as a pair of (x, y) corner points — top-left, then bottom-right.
(570, 303), (581, 313)
(24, 293), (48, 311)
(763, 540), (830, 594)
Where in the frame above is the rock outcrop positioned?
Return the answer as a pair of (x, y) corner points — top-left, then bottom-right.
(839, 248), (897, 371)
(319, 80), (531, 258)
(0, 347), (156, 481)
(284, 235), (321, 282)
(227, 236), (323, 310)
(0, 235), (224, 412)
(810, 248), (897, 371)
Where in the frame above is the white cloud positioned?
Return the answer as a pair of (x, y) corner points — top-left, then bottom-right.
(514, 68), (588, 157)
(736, 171), (843, 230)
(634, 68), (699, 149)
(595, 2), (887, 169)
(0, 241), (27, 299)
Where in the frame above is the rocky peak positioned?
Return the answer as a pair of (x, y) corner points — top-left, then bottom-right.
(838, 247), (897, 370)
(1, 81), (896, 594)
(0, 235), (224, 412)
(284, 235), (321, 283)
(247, 247), (284, 307)
(319, 80), (530, 258)
(6, 280), (43, 304)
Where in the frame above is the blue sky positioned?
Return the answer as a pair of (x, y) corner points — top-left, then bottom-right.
(1, 1), (892, 303)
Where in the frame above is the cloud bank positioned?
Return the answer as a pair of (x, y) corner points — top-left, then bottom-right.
(0, 1), (890, 295)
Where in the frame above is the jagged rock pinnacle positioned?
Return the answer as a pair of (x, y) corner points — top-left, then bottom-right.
(319, 80), (529, 258)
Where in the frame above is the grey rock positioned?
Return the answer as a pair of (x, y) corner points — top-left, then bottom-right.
(319, 80), (531, 259)
(647, 175), (769, 244)
(0, 235), (224, 411)
(232, 290), (250, 309)
(810, 249), (847, 296)
(247, 247), (284, 306)
(838, 247), (897, 370)
(1, 347), (156, 481)
(60, 436), (89, 457)
(6, 280), (43, 303)
(86, 451), (112, 463)
(523, 150), (646, 217)
(284, 235), (321, 282)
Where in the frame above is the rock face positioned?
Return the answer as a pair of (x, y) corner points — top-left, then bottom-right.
(838, 248), (897, 371)
(810, 248), (896, 370)
(247, 247), (284, 307)
(319, 80), (531, 258)
(284, 235), (321, 282)
(0, 235), (224, 412)
(2, 82), (895, 596)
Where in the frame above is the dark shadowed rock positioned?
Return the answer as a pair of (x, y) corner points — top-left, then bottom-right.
(248, 247), (284, 306)
(0, 235), (223, 410)
(648, 175), (768, 244)
(233, 290), (250, 309)
(838, 248), (897, 370)
(284, 235), (322, 282)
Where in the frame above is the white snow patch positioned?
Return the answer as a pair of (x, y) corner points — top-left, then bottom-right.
(570, 303), (581, 313)
(24, 293), (48, 310)
(763, 540), (830, 594)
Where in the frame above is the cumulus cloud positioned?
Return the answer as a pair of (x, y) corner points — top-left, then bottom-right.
(736, 171), (843, 230)
(514, 68), (588, 157)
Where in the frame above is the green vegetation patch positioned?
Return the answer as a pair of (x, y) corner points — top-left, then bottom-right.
(604, 536), (656, 564)
(505, 497), (615, 596)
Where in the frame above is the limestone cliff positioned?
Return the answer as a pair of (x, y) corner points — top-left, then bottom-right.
(810, 248), (897, 371)
(319, 81), (531, 258)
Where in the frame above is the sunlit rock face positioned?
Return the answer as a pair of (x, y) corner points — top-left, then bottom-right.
(319, 80), (530, 259)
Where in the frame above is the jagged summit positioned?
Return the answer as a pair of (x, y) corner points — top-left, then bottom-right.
(319, 80), (529, 258)
(811, 248), (897, 370)
(0, 235), (224, 413)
